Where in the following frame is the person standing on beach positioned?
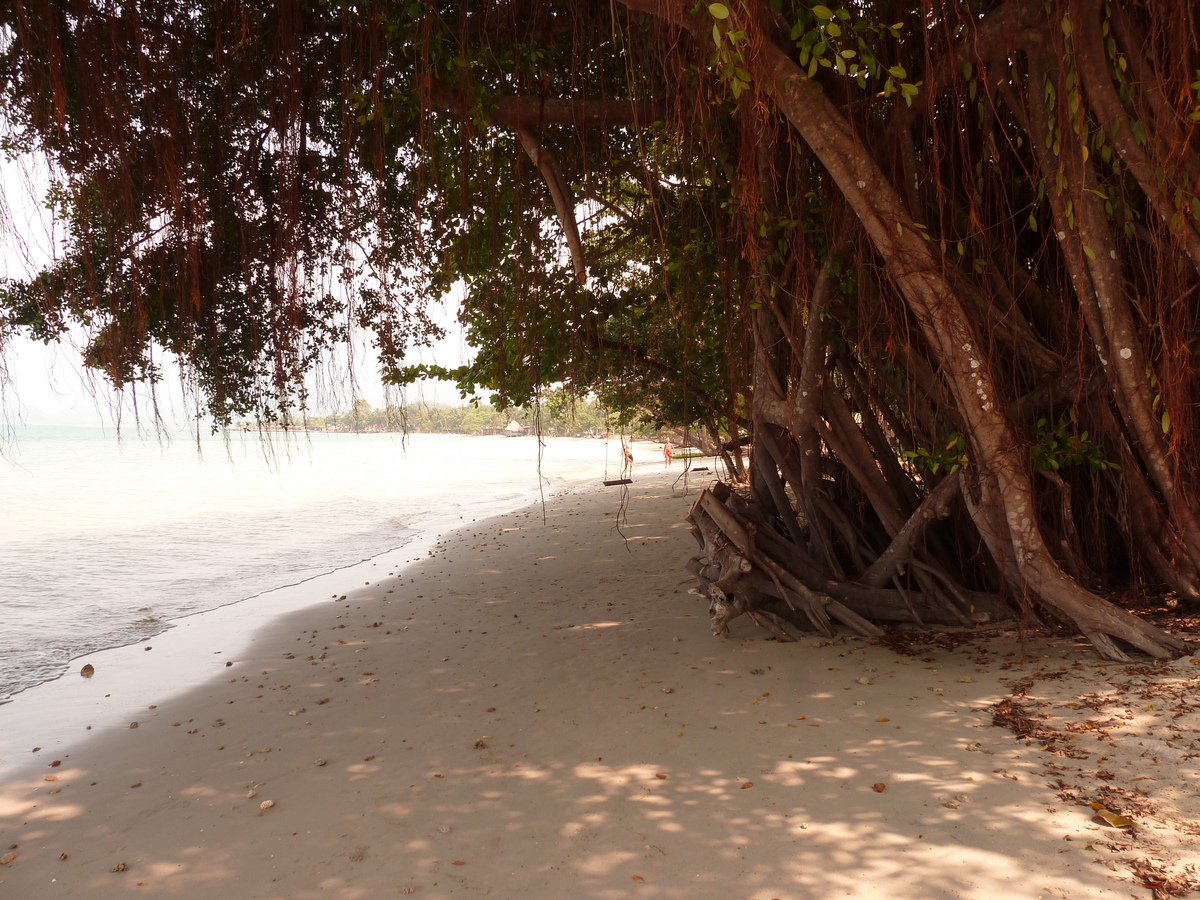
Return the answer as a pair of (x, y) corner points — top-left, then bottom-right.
(663, 440), (673, 467)
(622, 441), (633, 478)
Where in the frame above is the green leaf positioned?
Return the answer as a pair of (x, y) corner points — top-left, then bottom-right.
(1028, 214), (1038, 232)
(1162, 411), (1171, 433)
(888, 65), (907, 79)
(1061, 14), (1073, 37)
(826, 21), (842, 37)
(708, 3), (730, 19)
(812, 5), (834, 20)
(1083, 244), (1096, 260)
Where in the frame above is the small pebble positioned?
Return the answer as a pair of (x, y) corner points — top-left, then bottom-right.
(80, 665), (95, 678)
(246, 790), (257, 799)
(111, 862), (127, 872)
(0, 852), (16, 866)
(260, 800), (275, 810)
(439, 825), (452, 834)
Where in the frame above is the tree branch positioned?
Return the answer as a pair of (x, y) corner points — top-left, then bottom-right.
(515, 125), (587, 285)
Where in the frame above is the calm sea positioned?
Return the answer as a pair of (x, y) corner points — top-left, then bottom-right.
(0, 426), (620, 702)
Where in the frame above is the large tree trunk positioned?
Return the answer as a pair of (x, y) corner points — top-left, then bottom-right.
(619, 0), (1190, 659)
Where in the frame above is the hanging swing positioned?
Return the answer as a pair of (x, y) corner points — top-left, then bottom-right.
(602, 426), (633, 486)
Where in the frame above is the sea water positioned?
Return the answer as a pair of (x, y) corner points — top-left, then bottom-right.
(0, 426), (622, 702)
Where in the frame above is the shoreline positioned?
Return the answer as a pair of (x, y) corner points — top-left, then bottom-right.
(2, 468), (1195, 898)
(1, 433), (668, 713)
(0, 446), (665, 770)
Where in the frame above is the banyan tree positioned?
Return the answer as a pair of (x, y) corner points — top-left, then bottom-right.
(2, 0), (1199, 660)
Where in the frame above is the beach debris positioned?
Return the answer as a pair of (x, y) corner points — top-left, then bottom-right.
(246, 789), (257, 799)
(50, 760), (61, 767)
(315, 759), (328, 767)
(0, 852), (16, 866)
(439, 825), (452, 834)
(402, 889), (415, 895)
(80, 664), (95, 678)
(44, 774), (58, 782)
(260, 800), (275, 810)
(655, 773), (667, 779)
(111, 862), (127, 872)
(740, 781), (753, 789)
(129, 722), (138, 729)
(662, 687), (674, 694)
(858, 676), (874, 685)
(473, 740), (487, 749)
(632, 875), (645, 882)
(873, 783), (888, 792)
(58, 852), (68, 860)
(452, 860), (466, 866)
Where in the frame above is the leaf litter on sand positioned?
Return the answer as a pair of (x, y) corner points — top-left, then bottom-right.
(988, 645), (1200, 895)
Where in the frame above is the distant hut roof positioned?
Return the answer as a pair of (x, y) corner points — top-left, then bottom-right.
(505, 420), (524, 432)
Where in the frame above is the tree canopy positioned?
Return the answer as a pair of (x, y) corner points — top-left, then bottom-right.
(2, 0), (1199, 659)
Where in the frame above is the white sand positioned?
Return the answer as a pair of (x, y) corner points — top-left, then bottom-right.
(1, 469), (1196, 899)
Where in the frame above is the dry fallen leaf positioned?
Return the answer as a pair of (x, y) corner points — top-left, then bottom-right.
(453, 860), (466, 866)
(741, 782), (754, 789)
(876, 717), (890, 722)
(873, 783), (887, 793)
(1090, 803), (1135, 828)
(632, 875), (645, 882)
(655, 773), (667, 779)
(0, 852), (16, 866)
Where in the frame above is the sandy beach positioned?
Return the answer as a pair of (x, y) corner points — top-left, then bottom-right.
(2, 468), (1198, 899)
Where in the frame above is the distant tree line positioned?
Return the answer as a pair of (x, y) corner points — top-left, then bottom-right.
(290, 392), (658, 438)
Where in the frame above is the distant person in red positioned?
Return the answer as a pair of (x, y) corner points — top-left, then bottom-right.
(664, 440), (673, 466)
